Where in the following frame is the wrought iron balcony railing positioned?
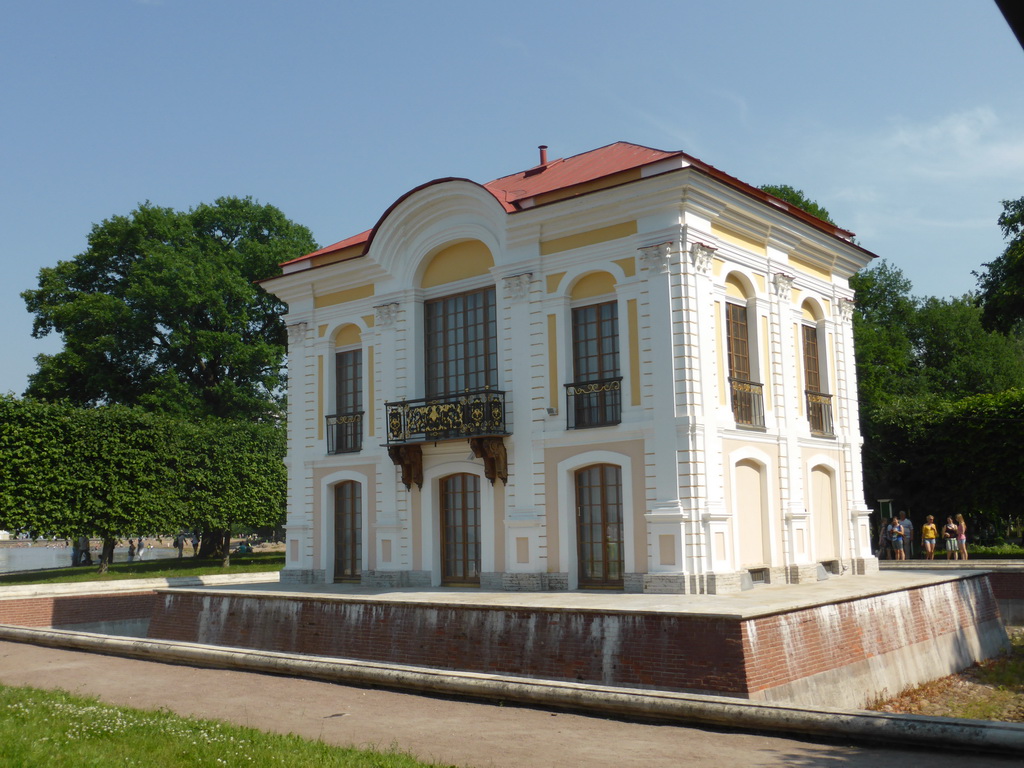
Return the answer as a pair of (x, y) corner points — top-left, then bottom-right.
(806, 391), (834, 436)
(326, 411), (364, 454)
(385, 388), (508, 444)
(729, 378), (765, 428)
(565, 376), (622, 429)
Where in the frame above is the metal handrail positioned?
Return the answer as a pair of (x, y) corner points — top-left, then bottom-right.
(325, 411), (364, 454)
(806, 390), (834, 436)
(729, 378), (765, 428)
(564, 376), (623, 429)
(385, 388), (508, 444)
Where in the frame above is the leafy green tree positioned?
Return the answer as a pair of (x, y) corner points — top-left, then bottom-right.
(912, 296), (1024, 399)
(22, 197), (317, 421)
(849, 260), (922, 408)
(976, 196), (1024, 334)
(0, 397), (285, 571)
(759, 184), (836, 225)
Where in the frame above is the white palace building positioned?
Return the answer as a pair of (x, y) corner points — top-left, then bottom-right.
(262, 142), (878, 593)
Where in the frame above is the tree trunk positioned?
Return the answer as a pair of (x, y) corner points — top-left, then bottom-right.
(197, 528), (231, 560)
(97, 537), (117, 574)
(220, 529), (232, 568)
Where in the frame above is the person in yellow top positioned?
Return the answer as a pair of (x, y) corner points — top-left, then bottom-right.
(921, 515), (938, 560)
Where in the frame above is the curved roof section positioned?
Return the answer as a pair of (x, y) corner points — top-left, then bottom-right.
(281, 141), (867, 274)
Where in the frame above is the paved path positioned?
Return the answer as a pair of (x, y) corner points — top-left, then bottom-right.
(0, 640), (1018, 767)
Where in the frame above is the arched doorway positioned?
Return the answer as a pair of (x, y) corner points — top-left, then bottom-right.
(333, 481), (361, 582)
(441, 473), (481, 585)
(575, 464), (624, 588)
(811, 465), (837, 560)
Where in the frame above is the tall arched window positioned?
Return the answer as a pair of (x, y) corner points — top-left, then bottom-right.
(566, 272), (621, 429)
(328, 325), (363, 454)
(575, 464), (624, 588)
(724, 274), (763, 428)
(801, 301), (833, 436)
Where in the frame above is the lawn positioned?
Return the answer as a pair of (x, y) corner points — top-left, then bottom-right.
(0, 684), (450, 768)
(0, 552), (284, 587)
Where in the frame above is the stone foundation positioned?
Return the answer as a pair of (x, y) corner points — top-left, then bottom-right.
(146, 573), (1007, 708)
(279, 568), (325, 585)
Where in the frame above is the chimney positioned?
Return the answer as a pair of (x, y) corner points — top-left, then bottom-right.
(538, 145), (548, 166)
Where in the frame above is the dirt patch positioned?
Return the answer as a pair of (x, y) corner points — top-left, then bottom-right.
(870, 628), (1024, 721)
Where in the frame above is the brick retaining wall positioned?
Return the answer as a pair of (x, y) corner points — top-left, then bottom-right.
(147, 593), (750, 695)
(146, 574), (1003, 701)
(0, 592), (157, 629)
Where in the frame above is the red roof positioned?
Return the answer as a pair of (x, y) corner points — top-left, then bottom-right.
(283, 141), (859, 270)
(484, 142), (678, 211)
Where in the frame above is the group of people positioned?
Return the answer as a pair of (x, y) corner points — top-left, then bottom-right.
(880, 512), (968, 561)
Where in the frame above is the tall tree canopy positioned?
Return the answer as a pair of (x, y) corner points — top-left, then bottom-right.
(22, 197), (317, 420)
(976, 196), (1024, 334)
(758, 184), (836, 225)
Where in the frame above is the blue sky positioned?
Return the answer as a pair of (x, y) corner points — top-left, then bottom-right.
(2, 1), (1022, 396)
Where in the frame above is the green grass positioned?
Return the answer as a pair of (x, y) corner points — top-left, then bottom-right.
(0, 552), (284, 587)
(0, 684), (451, 768)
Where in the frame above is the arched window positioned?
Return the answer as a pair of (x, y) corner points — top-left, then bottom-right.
(328, 325), (363, 454)
(575, 464), (624, 588)
(724, 274), (763, 428)
(801, 301), (833, 436)
(567, 272), (621, 429)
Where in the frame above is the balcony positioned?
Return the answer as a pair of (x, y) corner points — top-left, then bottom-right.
(729, 378), (765, 429)
(326, 411), (363, 454)
(806, 391), (834, 436)
(565, 376), (622, 429)
(385, 388), (508, 445)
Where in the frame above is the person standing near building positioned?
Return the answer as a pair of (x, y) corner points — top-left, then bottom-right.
(943, 516), (959, 560)
(899, 512), (914, 559)
(921, 515), (937, 560)
(956, 514), (969, 561)
(887, 516), (905, 561)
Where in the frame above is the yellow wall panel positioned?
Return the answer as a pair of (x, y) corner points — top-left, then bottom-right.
(628, 298), (640, 407)
(547, 314), (558, 408)
(317, 355), (324, 440)
(711, 223), (767, 256)
(367, 345), (375, 436)
(788, 254), (832, 282)
(570, 271), (617, 300)
(613, 256), (636, 278)
(314, 284), (375, 309)
(421, 240), (494, 288)
(539, 221), (637, 256)
(332, 324), (361, 347)
(546, 272), (566, 294)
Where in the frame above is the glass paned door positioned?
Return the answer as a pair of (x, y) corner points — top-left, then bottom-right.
(441, 473), (481, 585)
(575, 464), (624, 588)
(333, 481), (362, 581)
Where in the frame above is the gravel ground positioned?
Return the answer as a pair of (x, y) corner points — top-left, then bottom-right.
(871, 629), (1024, 721)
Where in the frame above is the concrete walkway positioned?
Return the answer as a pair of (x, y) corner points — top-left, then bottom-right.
(0, 638), (1019, 768)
